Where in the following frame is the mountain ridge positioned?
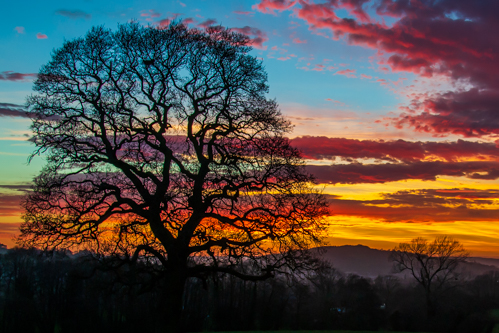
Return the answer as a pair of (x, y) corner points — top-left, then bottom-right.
(310, 245), (499, 278)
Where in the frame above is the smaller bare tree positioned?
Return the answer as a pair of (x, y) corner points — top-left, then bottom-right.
(391, 236), (469, 316)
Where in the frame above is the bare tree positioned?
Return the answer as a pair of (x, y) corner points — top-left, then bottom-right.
(391, 236), (469, 316)
(18, 22), (328, 331)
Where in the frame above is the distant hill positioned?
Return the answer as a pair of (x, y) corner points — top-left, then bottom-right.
(468, 256), (499, 268)
(310, 245), (499, 279)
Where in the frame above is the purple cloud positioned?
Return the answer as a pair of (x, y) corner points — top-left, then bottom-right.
(0, 103), (29, 118)
(0, 71), (37, 82)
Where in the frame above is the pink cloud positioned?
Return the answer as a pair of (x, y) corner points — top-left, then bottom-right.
(139, 10), (160, 18)
(309, 64), (327, 71)
(252, 0), (297, 15)
(182, 18), (196, 25)
(157, 18), (171, 27)
(376, 78), (389, 86)
(292, 37), (307, 44)
(325, 98), (346, 106)
(156, 14), (193, 29)
(36, 33), (47, 39)
(198, 19), (217, 29)
(278, 56), (291, 61)
(340, 0), (372, 23)
(14, 26), (25, 34)
(335, 68), (357, 78)
(360, 74), (372, 79)
(231, 26), (269, 50)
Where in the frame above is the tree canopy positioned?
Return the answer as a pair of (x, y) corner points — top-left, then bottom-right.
(19, 22), (328, 330)
(391, 236), (469, 316)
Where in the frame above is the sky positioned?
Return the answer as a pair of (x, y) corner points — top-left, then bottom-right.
(1, 0), (499, 257)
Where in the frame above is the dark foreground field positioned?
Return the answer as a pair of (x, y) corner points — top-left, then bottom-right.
(1, 248), (499, 333)
(201, 331), (430, 333)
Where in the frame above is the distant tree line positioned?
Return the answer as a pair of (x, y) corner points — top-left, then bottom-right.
(0, 247), (498, 333)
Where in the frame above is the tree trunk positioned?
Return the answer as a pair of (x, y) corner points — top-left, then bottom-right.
(160, 265), (187, 333)
(425, 290), (435, 318)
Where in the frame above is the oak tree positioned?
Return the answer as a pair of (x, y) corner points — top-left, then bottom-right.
(19, 22), (327, 331)
(391, 236), (469, 316)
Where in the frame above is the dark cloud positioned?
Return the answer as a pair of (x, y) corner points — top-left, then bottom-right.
(291, 136), (499, 162)
(325, 188), (499, 222)
(374, 188), (499, 206)
(0, 103), (29, 118)
(0, 71), (37, 82)
(55, 10), (91, 19)
(0, 184), (32, 192)
(0, 223), (21, 233)
(0, 194), (24, 217)
(432, 188), (499, 199)
(0, 103), (58, 120)
(395, 88), (499, 138)
(307, 160), (499, 184)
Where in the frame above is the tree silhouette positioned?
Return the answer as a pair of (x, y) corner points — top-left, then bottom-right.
(391, 236), (469, 317)
(19, 22), (328, 331)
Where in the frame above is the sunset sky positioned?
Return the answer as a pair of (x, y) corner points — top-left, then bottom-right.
(1, 0), (499, 257)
